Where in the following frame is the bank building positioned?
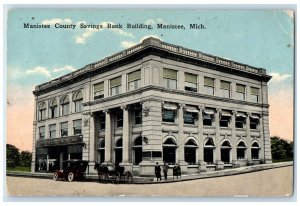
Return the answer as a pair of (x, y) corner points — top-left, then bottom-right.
(32, 37), (272, 175)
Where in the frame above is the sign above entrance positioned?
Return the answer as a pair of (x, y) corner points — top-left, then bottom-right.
(36, 135), (84, 147)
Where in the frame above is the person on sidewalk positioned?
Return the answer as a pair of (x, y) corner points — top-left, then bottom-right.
(163, 162), (169, 180)
(155, 162), (161, 181)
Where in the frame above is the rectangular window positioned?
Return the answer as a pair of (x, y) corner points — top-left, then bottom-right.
(94, 82), (104, 100)
(162, 109), (176, 123)
(49, 106), (58, 118)
(250, 87), (259, 103)
(74, 99), (83, 113)
(110, 77), (122, 96)
(73, 119), (82, 135)
(185, 73), (197, 92)
(236, 84), (246, 101)
(128, 70), (141, 91)
(116, 112), (123, 128)
(220, 81), (231, 98)
(235, 116), (245, 129)
(99, 112), (106, 130)
(220, 116), (230, 127)
(49, 124), (56, 138)
(135, 109), (142, 125)
(60, 122), (68, 137)
(204, 77), (214, 95)
(163, 68), (177, 89)
(61, 104), (69, 116)
(39, 126), (45, 139)
(250, 117), (259, 130)
(184, 112), (195, 124)
(39, 109), (46, 120)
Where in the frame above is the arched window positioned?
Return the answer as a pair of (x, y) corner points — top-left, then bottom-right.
(60, 95), (69, 116)
(115, 138), (123, 165)
(39, 102), (46, 120)
(221, 140), (232, 164)
(49, 98), (58, 118)
(163, 136), (177, 164)
(251, 142), (260, 159)
(237, 141), (247, 159)
(73, 90), (83, 113)
(98, 139), (105, 164)
(204, 138), (215, 164)
(184, 137), (198, 165)
(132, 136), (143, 165)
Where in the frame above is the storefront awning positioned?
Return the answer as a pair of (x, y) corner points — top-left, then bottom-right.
(163, 103), (177, 110)
(203, 109), (214, 115)
(36, 135), (84, 147)
(185, 106), (199, 113)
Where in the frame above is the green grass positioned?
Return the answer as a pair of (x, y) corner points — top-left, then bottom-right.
(7, 166), (31, 172)
(272, 158), (293, 163)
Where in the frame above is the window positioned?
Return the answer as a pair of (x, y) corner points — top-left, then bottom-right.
(203, 109), (214, 126)
(39, 126), (45, 139)
(128, 70), (141, 91)
(94, 82), (104, 100)
(163, 68), (177, 89)
(73, 91), (83, 113)
(250, 115), (260, 129)
(251, 142), (260, 159)
(98, 139), (105, 164)
(235, 113), (246, 129)
(185, 73), (197, 92)
(49, 124), (56, 138)
(73, 119), (82, 135)
(184, 139), (198, 165)
(133, 136), (142, 165)
(60, 122), (68, 137)
(237, 141), (246, 159)
(115, 138), (123, 165)
(204, 138), (215, 164)
(204, 77), (214, 95)
(60, 95), (69, 116)
(163, 137), (177, 164)
(49, 99), (58, 118)
(99, 112), (105, 130)
(250, 87), (259, 103)
(110, 76), (122, 96)
(184, 112), (196, 124)
(162, 109), (176, 123)
(135, 109), (142, 125)
(220, 81), (231, 98)
(221, 141), (231, 164)
(219, 111), (231, 127)
(236, 84), (246, 101)
(39, 102), (47, 120)
(116, 112), (123, 128)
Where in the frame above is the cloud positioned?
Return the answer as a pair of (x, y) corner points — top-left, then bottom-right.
(75, 21), (134, 44)
(269, 72), (292, 82)
(42, 18), (72, 25)
(52, 65), (76, 73)
(145, 18), (166, 25)
(120, 35), (162, 49)
(25, 66), (51, 78)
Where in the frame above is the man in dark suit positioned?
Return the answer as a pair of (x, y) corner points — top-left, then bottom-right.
(155, 162), (161, 181)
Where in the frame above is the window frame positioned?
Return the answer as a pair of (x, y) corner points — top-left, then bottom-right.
(73, 119), (82, 135)
(60, 122), (68, 137)
(49, 124), (56, 138)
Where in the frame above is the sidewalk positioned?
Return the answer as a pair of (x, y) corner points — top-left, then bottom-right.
(6, 161), (292, 184)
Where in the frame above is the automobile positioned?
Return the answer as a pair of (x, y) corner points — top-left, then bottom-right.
(53, 160), (89, 182)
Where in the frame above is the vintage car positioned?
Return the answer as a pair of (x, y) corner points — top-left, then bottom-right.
(53, 160), (89, 182)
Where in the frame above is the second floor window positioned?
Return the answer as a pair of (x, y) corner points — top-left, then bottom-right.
(39, 126), (45, 139)
(236, 84), (246, 101)
(94, 82), (104, 100)
(250, 115), (260, 129)
(204, 77), (214, 95)
(185, 73), (197, 92)
(39, 102), (46, 120)
(135, 109), (142, 125)
(236, 113), (246, 129)
(99, 112), (106, 130)
(220, 81), (230, 98)
(163, 68), (177, 90)
(116, 112), (123, 128)
(73, 91), (83, 113)
(73, 119), (82, 135)
(250, 87), (259, 103)
(60, 95), (69, 116)
(49, 99), (58, 118)
(220, 111), (231, 127)
(203, 109), (214, 126)
(184, 112), (196, 124)
(49, 124), (56, 138)
(128, 70), (141, 91)
(61, 122), (68, 137)
(110, 76), (122, 96)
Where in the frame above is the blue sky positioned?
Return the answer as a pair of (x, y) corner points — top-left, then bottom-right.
(6, 9), (294, 150)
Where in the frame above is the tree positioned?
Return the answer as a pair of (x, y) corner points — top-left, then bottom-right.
(20, 151), (32, 167)
(271, 136), (293, 161)
(6, 144), (20, 167)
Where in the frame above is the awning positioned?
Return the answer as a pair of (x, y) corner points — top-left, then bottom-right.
(250, 114), (260, 119)
(221, 110), (231, 117)
(203, 109), (214, 115)
(236, 112), (247, 118)
(185, 106), (199, 113)
(163, 103), (177, 110)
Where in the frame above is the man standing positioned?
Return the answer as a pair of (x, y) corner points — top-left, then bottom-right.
(155, 162), (161, 181)
(162, 162), (169, 180)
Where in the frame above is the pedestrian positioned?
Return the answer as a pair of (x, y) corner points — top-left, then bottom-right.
(163, 162), (169, 180)
(155, 162), (161, 181)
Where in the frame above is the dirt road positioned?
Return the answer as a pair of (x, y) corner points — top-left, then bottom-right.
(6, 166), (293, 197)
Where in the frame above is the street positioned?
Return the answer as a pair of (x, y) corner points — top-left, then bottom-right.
(6, 166), (293, 197)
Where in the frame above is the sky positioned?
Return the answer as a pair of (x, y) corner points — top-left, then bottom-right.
(6, 9), (294, 152)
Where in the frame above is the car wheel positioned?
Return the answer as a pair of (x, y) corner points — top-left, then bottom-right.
(67, 172), (74, 182)
(53, 172), (59, 181)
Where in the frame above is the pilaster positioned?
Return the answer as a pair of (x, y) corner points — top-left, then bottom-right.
(104, 109), (112, 164)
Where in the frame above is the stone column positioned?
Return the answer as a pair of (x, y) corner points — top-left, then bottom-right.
(198, 105), (206, 172)
(31, 97), (38, 172)
(231, 111), (238, 167)
(88, 113), (96, 172)
(177, 104), (185, 162)
(120, 105), (132, 172)
(246, 112), (252, 163)
(104, 109), (112, 164)
(215, 108), (224, 170)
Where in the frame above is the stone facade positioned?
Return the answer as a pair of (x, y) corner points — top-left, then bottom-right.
(31, 37), (272, 176)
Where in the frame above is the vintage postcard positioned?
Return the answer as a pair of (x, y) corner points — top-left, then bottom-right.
(5, 8), (294, 198)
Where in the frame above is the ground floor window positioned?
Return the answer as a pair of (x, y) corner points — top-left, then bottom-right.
(251, 142), (260, 159)
(221, 141), (231, 164)
(98, 140), (105, 164)
(133, 136), (142, 165)
(163, 137), (177, 164)
(184, 138), (198, 164)
(115, 138), (123, 165)
(237, 141), (246, 159)
(204, 138), (215, 164)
